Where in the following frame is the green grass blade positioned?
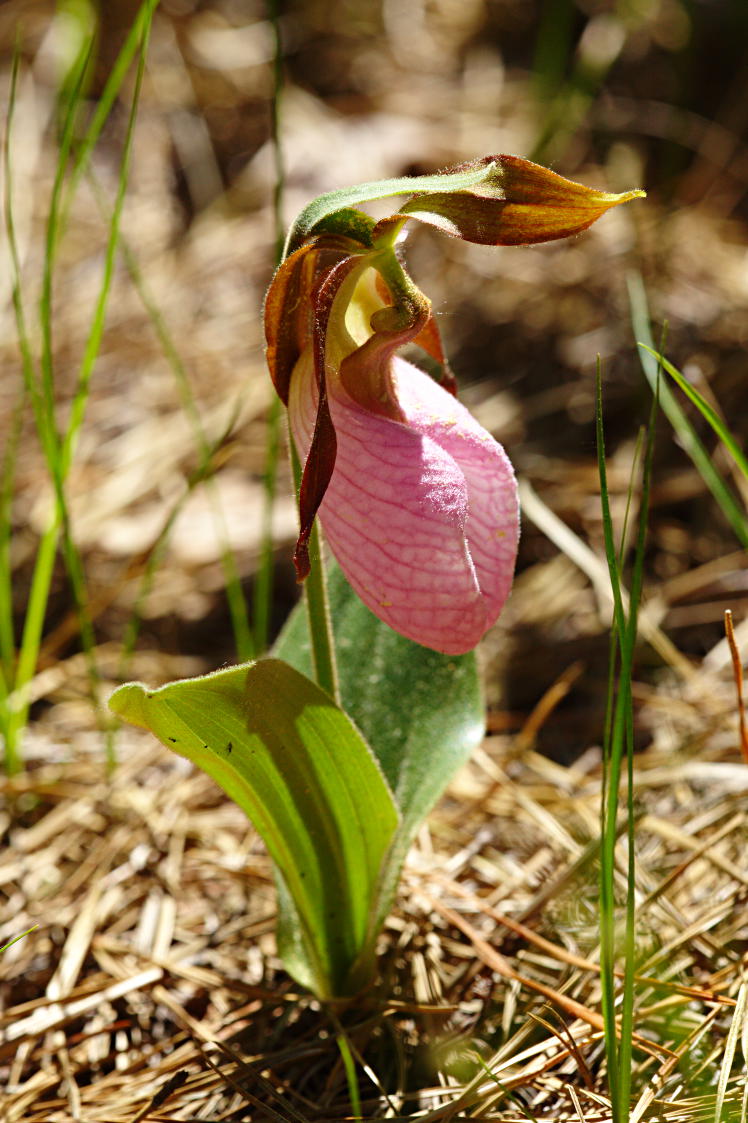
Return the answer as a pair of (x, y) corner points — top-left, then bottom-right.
(715, 982), (747, 1123)
(57, 6), (154, 762)
(29, 41), (104, 743)
(269, 0), (287, 265)
(335, 1031), (362, 1120)
(596, 370), (624, 1117)
(530, 3), (624, 164)
(71, 4), (253, 761)
(639, 343), (748, 484)
(628, 271), (748, 547)
(0, 382), (26, 691)
(116, 415), (244, 680)
(107, 223), (254, 663)
(123, 242), (251, 658)
(39, 38), (91, 425)
(4, 525), (60, 767)
(617, 427), (645, 572)
(53, 1), (98, 128)
(596, 364), (657, 1122)
(0, 926), (38, 954)
(61, 14), (152, 477)
(2, 5), (157, 769)
(117, 495), (195, 681)
(532, 0), (575, 102)
(60, 0), (159, 227)
(3, 50), (52, 462)
(595, 372), (627, 637)
(618, 377), (658, 1118)
(2, 49), (57, 770)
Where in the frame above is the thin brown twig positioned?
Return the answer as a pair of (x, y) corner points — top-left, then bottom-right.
(724, 608), (748, 763)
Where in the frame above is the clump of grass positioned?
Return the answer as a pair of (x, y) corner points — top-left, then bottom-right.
(1, 4), (157, 771)
(596, 360), (658, 1122)
(1, 0), (263, 771)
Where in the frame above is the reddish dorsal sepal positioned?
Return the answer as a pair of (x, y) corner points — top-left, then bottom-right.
(294, 254), (363, 580)
(264, 236), (362, 405)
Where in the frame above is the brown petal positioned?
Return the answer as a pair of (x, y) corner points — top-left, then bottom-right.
(264, 236), (361, 404)
(294, 254), (362, 580)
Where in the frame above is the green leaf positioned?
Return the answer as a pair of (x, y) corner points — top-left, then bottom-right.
(283, 161), (498, 257)
(274, 561), (485, 868)
(275, 563), (484, 942)
(109, 658), (399, 998)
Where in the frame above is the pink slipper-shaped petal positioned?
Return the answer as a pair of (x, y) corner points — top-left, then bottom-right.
(289, 349), (519, 654)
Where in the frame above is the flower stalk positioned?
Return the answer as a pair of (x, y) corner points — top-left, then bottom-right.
(288, 436), (340, 704)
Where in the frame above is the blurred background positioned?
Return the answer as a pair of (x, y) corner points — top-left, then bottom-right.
(2, 0), (747, 761)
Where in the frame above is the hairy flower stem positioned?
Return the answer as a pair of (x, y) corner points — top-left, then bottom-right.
(289, 437), (340, 704)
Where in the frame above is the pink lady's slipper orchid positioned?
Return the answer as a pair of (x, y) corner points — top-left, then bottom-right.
(266, 156), (644, 654)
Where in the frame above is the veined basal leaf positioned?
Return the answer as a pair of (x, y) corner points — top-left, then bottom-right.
(275, 560), (484, 847)
(275, 562), (485, 939)
(109, 658), (399, 998)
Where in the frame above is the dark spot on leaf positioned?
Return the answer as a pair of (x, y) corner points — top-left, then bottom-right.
(167, 737), (177, 743)
(226, 741), (233, 753)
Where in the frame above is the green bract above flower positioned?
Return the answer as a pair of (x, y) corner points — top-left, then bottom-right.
(283, 153), (645, 255)
(266, 156), (644, 654)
